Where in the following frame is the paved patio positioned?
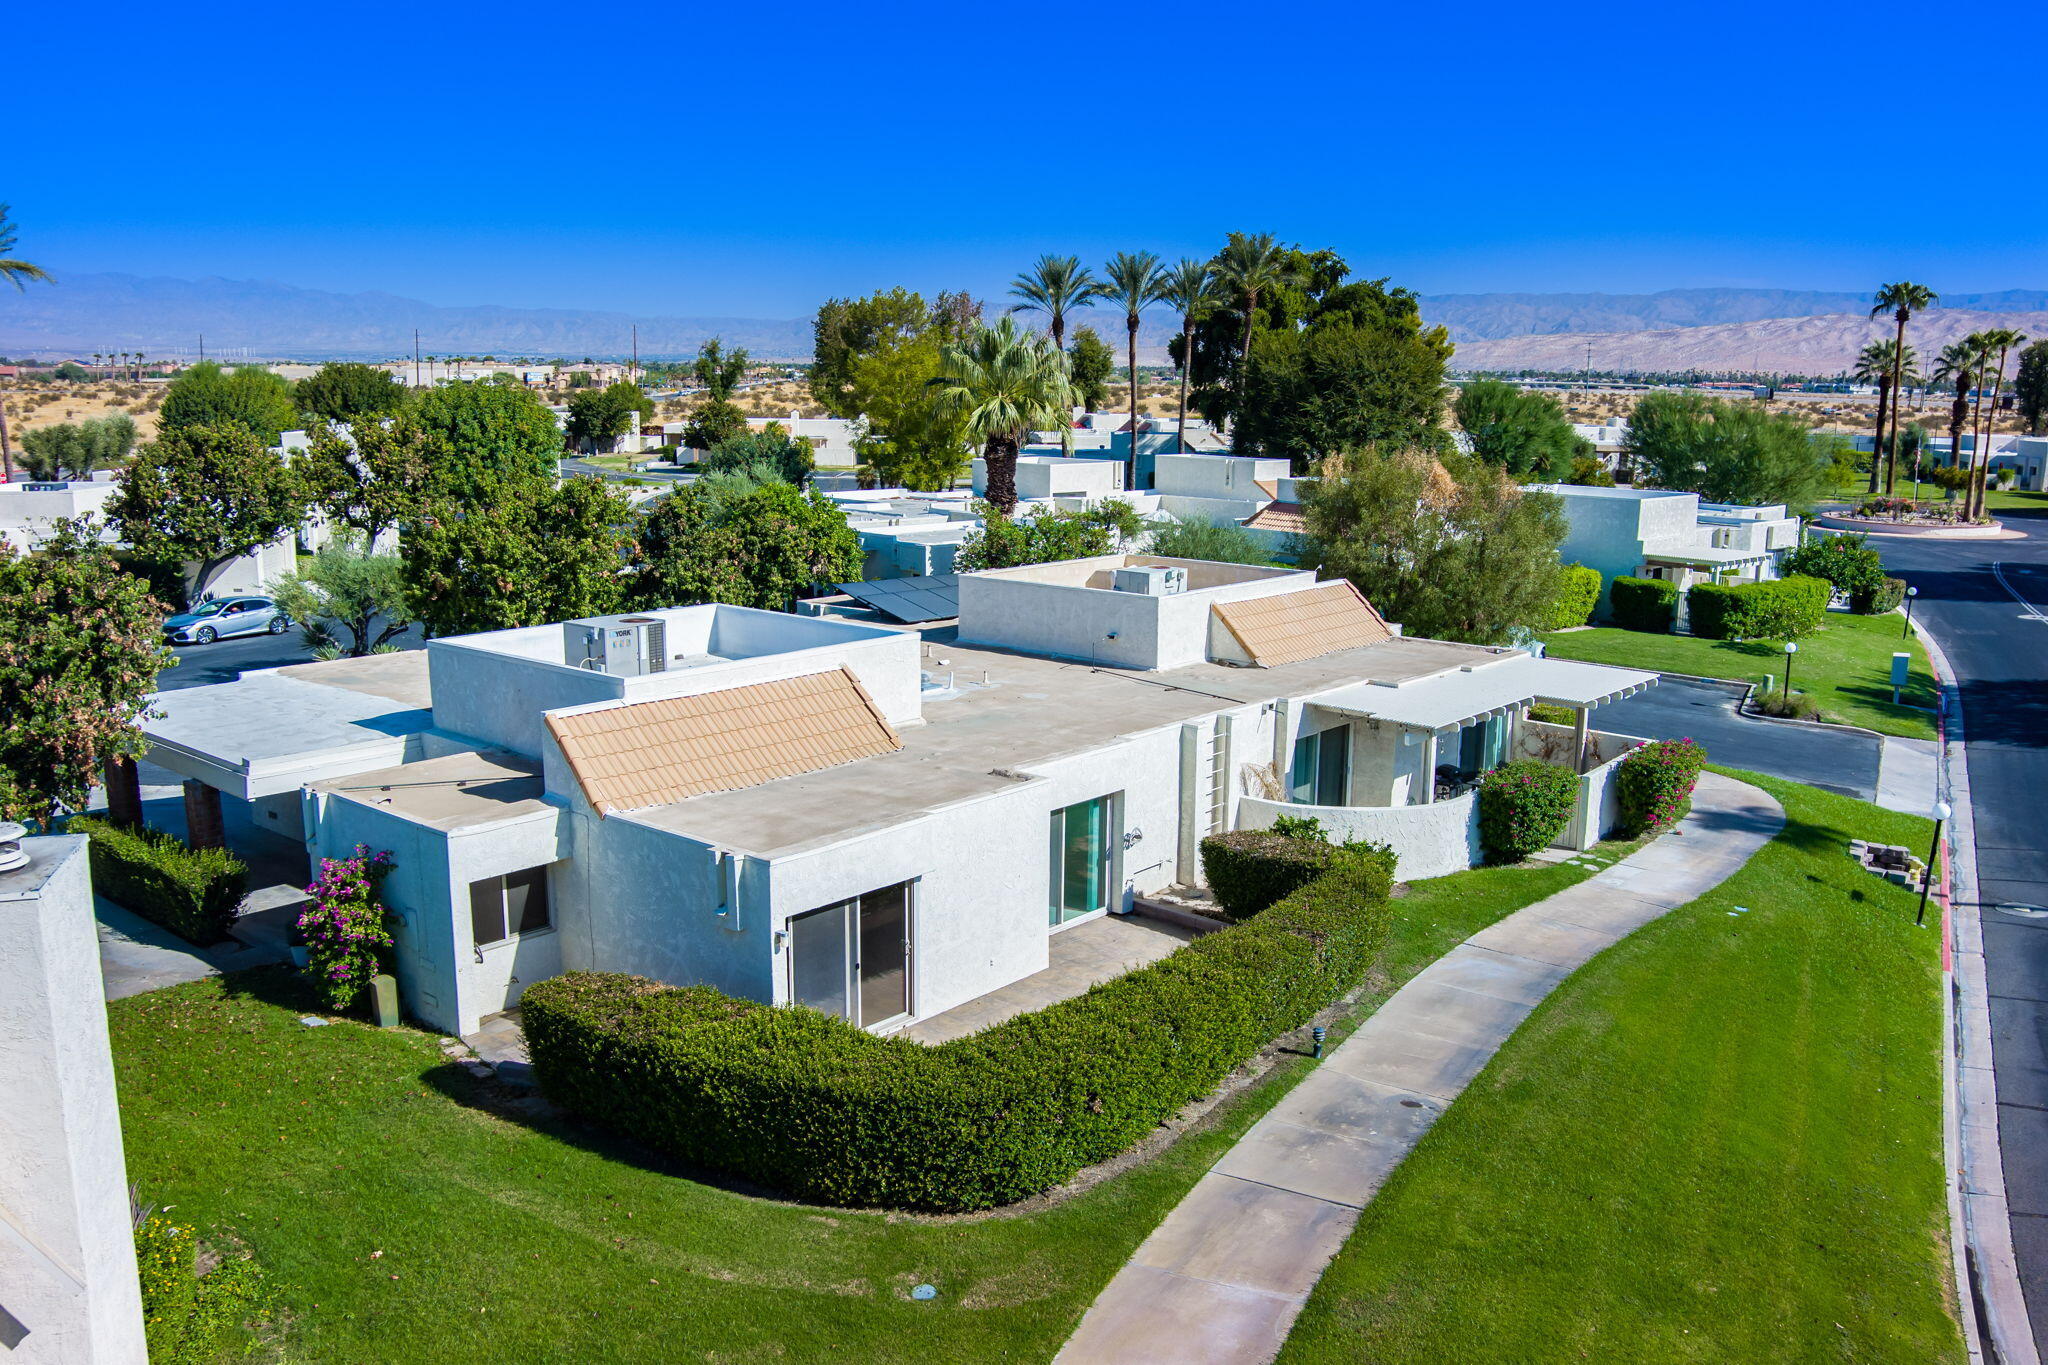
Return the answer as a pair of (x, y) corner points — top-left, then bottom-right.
(1055, 771), (1786, 1365)
(900, 912), (1203, 1045)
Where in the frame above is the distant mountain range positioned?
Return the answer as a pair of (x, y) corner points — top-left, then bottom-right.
(2, 274), (2041, 374)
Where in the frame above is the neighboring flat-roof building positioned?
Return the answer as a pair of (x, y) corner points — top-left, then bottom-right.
(1527, 484), (1803, 621)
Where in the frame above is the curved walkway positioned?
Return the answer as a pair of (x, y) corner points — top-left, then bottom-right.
(1056, 772), (1785, 1365)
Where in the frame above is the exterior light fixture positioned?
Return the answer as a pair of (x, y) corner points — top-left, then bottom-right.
(1311, 1025), (1327, 1060)
(1782, 640), (1798, 696)
(1903, 584), (1919, 639)
(1919, 799), (1952, 926)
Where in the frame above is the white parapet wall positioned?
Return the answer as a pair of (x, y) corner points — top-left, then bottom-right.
(1515, 720), (1645, 852)
(1235, 790), (1483, 882)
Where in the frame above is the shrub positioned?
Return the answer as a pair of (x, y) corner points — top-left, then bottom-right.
(1755, 690), (1821, 720)
(1199, 827), (1336, 920)
(69, 816), (246, 945)
(1781, 533), (1883, 595)
(135, 1214), (276, 1364)
(1685, 574), (1829, 641)
(1850, 575), (1907, 615)
(1609, 575), (1679, 633)
(1614, 738), (1706, 837)
(1477, 759), (1579, 863)
(1544, 563), (1602, 630)
(298, 845), (396, 1011)
(522, 850), (1397, 1212)
(1527, 702), (1577, 726)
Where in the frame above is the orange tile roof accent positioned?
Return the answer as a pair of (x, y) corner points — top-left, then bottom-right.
(1242, 500), (1306, 534)
(1254, 478), (1281, 499)
(544, 667), (901, 816)
(1211, 580), (1393, 668)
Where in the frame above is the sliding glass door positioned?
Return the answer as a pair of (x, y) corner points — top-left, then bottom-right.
(1050, 795), (1115, 926)
(1290, 725), (1350, 805)
(788, 882), (912, 1027)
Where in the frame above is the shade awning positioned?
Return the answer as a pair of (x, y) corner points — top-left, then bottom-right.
(1307, 653), (1657, 734)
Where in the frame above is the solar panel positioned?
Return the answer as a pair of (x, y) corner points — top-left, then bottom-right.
(831, 574), (961, 624)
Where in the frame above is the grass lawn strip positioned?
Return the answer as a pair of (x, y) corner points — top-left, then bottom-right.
(1277, 770), (1962, 1364)
(1540, 611), (1937, 740)
(108, 838), (1639, 1363)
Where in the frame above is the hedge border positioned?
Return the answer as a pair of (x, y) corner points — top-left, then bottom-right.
(1609, 575), (1678, 633)
(69, 816), (246, 945)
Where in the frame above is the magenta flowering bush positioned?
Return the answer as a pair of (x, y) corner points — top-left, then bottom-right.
(1614, 738), (1706, 837)
(1477, 759), (1579, 864)
(298, 844), (396, 1012)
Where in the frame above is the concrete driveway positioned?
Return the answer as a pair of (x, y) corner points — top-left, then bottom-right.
(1593, 674), (1883, 801)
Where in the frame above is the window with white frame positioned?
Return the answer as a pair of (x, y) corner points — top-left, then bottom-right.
(469, 867), (551, 946)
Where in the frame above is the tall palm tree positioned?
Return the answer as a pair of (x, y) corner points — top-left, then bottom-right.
(1101, 251), (1167, 489)
(1969, 328), (2029, 520)
(930, 317), (1076, 517)
(1932, 340), (1976, 494)
(1156, 258), (1218, 455)
(1210, 233), (1302, 433)
(1008, 255), (1104, 458)
(1853, 341), (1907, 493)
(1870, 282), (1937, 493)
(0, 203), (54, 482)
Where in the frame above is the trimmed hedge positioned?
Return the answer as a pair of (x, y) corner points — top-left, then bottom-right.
(1614, 738), (1706, 837)
(1851, 575), (1907, 615)
(1477, 759), (1579, 863)
(1685, 573), (1829, 641)
(522, 851), (1397, 1212)
(1609, 575), (1678, 633)
(1544, 563), (1602, 630)
(1199, 827), (1333, 920)
(70, 817), (246, 945)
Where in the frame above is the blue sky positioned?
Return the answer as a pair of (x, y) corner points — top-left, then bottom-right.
(12, 0), (2042, 317)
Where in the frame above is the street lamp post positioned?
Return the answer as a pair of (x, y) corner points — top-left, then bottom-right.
(1918, 799), (1952, 926)
(1782, 640), (1799, 697)
(1903, 584), (1918, 639)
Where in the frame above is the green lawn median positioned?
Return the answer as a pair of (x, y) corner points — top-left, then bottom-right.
(1278, 771), (1962, 1364)
(1540, 611), (1938, 740)
(106, 837), (1643, 1363)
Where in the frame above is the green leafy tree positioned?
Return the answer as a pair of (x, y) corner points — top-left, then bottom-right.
(953, 503), (1127, 571)
(846, 330), (974, 491)
(631, 481), (860, 610)
(402, 477), (634, 636)
(1454, 381), (1586, 481)
(409, 381), (562, 505)
(19, 413), (136, 480)
(1233, 318), (1451, 469)
(1869, 282), (1937, 493)
(1102, 251), (1167, 483)
(51, 362), (89, 381)
(682, 399), (748, 453)
(0, 202), (54, 481)
(1146, 513), (1271, 565)
(267, 534), (412, 656)
(930, 318), (1076, 515)
(692, 338), (748, 401)
(1302, 450), (1568, 643)
(1067, 327), (1116, 410)
(812, 288), (931, 418)
(0, 518), (173, 825)
(1211, 233), (1305, 424)
(565, 382), (641, 453)
(1156, 258), (1219, 453)
(295, 362), (411, 424)
(1623, 392), (1828, 509)
(159, 362), (299, 445)
(702, 424), (815, 484)
(300, 419), (429, 546)
(1568, 454), (1616, 486)
(107, 424), (310, 605)
(2015, 339), (2048, 436)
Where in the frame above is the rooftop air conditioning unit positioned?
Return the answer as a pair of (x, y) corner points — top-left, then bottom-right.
(1112, 565), (1188, 597)
(565, 615), (668, 677)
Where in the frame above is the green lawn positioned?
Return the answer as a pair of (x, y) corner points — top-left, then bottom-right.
(1279, 772), (1962, 1364)
(109, 840), (1640, 1363)
(1540, 611), (1937, 739)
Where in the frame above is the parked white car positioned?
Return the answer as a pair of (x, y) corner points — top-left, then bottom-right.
(163, 595), (293, 645)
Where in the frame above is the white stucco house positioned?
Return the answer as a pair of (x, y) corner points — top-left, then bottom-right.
(136, 557), (1654, 1039)
(0, 475), (298, 599)
(1528, 484), (1803, 620)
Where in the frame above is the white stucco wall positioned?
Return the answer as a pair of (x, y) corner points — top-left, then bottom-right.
(1235, 790), (1483, 882)
(1151, 453), (1290, 500)
(0, 837), (148, 1364)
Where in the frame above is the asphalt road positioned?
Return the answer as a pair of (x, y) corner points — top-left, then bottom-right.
(1593, 674), (1883, 800)
(1874, 511), (2048, 1355)
(156, 622), (423, 692)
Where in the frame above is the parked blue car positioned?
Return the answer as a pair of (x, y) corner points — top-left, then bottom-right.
(163, 595), (293, 645)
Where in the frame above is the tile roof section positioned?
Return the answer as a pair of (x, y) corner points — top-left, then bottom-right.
(1242, 500), (1306, 535)
(1211, 580), (1393, 668)
(545, 667), (901, 815)
(1254, 478), (1281, 499)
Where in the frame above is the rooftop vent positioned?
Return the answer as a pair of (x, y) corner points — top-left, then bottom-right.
(1111, 565), (1188, 597)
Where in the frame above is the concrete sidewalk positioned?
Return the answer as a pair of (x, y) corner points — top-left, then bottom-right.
(1055, 771), (1785, 1365)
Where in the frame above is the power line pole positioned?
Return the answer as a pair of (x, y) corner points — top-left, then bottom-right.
(631, 324), (638, 384)
(198, 333), (205, 363)
(414, 329), (421, 388)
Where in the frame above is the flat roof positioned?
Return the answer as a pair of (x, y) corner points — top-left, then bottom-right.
(1313, 654), (1657, 733)
(1528, 484), (1690, 501)
(147, 672), (433, 768)
(313, 751), (550, 831)
(273, 650), (431, 708)
(623, 629), (1499, 858)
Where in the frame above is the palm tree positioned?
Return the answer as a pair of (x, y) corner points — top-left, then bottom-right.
(0, 203), (54, 481)
(1969, 327), (2029, 520)
(930, 317), (1076, 517)
(1932, 340), (1976, 493)
(1853, 341), (1907, 493)
(1210, 233), (1302, 432)
(1870, 282), (1937, 493)
(1008, 255), (1104, 457)
(1101, 251), (1167, 490)
(1156, 258), (1218, 455)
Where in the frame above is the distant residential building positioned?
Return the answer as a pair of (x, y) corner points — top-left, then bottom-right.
(0, 476), (297, 598)
(1527, 484), (1802, 622)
